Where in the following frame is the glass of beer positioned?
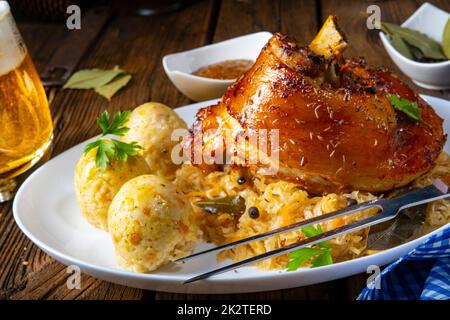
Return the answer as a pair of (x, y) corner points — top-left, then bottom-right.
(0, 1), (53, 202)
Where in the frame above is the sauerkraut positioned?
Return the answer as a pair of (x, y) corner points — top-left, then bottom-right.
(175, 164), (378, 269)
(174, 152), (450, 270)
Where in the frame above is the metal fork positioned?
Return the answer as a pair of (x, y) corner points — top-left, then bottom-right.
(178, 179), (449, 284)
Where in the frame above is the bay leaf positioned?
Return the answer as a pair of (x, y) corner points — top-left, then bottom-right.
(390, 33), (414, 60)
(381, 22), (446, 60)
(195, 195), (246, 214)
(63, 66), (125, 89)
(409, 45), (426, 62)
(94, 74), (132, 101)
(443, 18), (450, 59)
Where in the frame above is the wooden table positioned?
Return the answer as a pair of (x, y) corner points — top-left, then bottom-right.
(1, 0), (449, 300)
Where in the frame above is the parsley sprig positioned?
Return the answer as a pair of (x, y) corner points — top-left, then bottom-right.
(286, 224), (333, 271)
(84, 111), (142, 170)
(389, 95), (422, 121)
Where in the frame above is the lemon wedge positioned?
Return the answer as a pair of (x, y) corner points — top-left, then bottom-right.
(443, 18), (450, 60)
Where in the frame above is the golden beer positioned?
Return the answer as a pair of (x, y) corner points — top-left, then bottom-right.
(0, 1), (53, 201)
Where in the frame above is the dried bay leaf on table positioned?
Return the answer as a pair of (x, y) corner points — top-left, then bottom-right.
(95, 74), (132, 101)
(63, 66), (126, 89)
(63, 65), (132, 100)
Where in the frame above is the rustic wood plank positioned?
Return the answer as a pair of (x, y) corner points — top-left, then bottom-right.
(212, 0), (318, 42)
(212, 0), (280, 42)
(0, 0), (217, 300)
(341, 273), (368, 300)
(16, 22), (68, 73)
(279, 0), (319, 42)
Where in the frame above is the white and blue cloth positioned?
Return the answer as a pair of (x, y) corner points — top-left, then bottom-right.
(359, 225), (450, 300)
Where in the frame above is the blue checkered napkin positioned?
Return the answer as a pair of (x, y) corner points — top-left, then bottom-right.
(358, 225), (450, 300)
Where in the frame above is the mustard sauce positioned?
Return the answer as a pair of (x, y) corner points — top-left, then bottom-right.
(192, 59), (254, 80)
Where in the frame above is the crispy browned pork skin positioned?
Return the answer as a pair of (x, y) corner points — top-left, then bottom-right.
(186, 32), (446, 194)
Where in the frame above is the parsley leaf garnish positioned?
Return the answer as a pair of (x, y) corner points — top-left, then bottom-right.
(286, 224), (333, 271)
(84, 111), (142, 170)
(286, 247), (324, 271)
(301, 224), (330, 248)
(97, 111), (131, 136)
(389, 95), (422, 121)
(311, 250), (333, 267)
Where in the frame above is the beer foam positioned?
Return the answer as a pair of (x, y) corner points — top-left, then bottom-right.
(0, 1), (26, 76)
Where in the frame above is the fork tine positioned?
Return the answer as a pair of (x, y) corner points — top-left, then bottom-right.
(183, 182), (449, 284)
(184, 210), (394, 284)
(177, 199), (382, 263)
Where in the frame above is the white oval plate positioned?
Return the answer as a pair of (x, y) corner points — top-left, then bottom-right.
(13, 95), (450, 294)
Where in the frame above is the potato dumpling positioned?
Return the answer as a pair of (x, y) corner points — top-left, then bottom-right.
(74, 149), (150, 230)
(121, 102), (187, 179)
(108, 174), (200, 272)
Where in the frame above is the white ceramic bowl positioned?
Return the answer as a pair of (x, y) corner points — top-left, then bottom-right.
(162, 31), (272, 102)
(379, 2), (450, 90)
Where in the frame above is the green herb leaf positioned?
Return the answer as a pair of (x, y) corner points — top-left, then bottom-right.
(286, 224), (333, 271)
(443, 18), (450, 60)
(195, 196), (246, 214)
(286, 247), (324, 271)
(301, 225), (321, 237)
(94, 139), (115, 170)
(97, 110), (131, 136)
(388, 95), (422, 121)
(381, 22), (446, 60)
(301, 224), (329, 248)
(311, 249), (333, 268)
(112, 140), (142, 161)
(95, 74), (132, 101)
(390, 33), (414, 60)
(83, 111), (143, 170)
(63, 66), (125, 89)
(84, 139), (102, 155)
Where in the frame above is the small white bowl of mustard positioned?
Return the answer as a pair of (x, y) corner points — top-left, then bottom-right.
(162, 31), (272, 102)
